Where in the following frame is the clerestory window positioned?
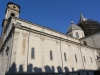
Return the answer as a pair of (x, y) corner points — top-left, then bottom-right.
(31, 48), (35, 59)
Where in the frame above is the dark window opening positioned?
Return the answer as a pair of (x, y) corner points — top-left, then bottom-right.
(50, 51), (53, 60)
(11, 13), (15, 17)
(76, 32), (79, 38)
(13, 6), (16, 8)
(75, 54), (77, 62)
(83, 41), (87, 46)
(64, 53), (67, 61)
(31, 48), (34, 59)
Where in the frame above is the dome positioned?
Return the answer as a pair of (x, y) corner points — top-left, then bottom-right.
(68, 21), (83, 33)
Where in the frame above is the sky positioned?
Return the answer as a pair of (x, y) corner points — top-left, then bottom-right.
(0, 0), (100, 34)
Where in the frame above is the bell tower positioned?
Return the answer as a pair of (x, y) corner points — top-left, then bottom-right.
(5, 2), (20, 19)
(0, 2), (20, 47)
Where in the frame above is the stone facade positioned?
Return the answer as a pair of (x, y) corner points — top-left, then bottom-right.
(0, 2), (100, 75)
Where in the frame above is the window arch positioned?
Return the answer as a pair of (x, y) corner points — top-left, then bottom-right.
(31, 48), (35, 59)
(75, 32), (79, 38)
(11, 13), (15, 17)
(83, 41), (87, 46)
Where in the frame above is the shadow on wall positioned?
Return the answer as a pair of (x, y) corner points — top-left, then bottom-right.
(6, 62), (70, 74)
(6, 62), (97, 75)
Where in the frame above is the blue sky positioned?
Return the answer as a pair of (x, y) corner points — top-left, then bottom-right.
(0, 0), (100, 34)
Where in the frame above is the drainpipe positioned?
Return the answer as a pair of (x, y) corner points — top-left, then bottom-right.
(27, 30), (30, 72)
(60, 38), (64, 72)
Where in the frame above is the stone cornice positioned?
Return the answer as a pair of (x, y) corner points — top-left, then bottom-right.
(13, 17), (78, 40)
(14, 24), (98, 50)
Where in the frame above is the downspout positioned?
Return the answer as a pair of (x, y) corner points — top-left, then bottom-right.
(27, 30), (30, 72)
(60, 37), (63, 72)
(79, 40), (85, 70)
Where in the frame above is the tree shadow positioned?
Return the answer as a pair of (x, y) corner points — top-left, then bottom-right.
(34, 67), (42, 73)
(6, 62), (17, 73)
(51, 66), (55, 73)
(19, 65), (23, 73)
(57, 66), (63, 73)
(64, 66), (69, 72)
(44, 65), (52, 73)
(72, 67), (74, 72)
(27, 64), (33, 73)
(6, 63), (96, 75)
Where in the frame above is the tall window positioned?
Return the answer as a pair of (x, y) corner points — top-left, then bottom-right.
(75, 32), (79, 38)
(50, 51), (53, 60)
(75, 54), (77, 62)
(83, 56), (86, 62)
(31, 48), (35, 59)
(83, 41), (87, 46)
(90, 57), (93, 63)
(64, 53), (67, 61)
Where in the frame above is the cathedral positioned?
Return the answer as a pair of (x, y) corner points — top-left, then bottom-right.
(0, 2), (100, 75)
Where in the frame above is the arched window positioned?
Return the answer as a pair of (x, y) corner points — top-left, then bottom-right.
(75, 54), (77, 62)
(83, 41), (87, 46)
(75, 32), (79, 38)
(31, 48), (34, 59)
(11, 13), (15, 17)
(50, 51), (53, 60)
(64, 53), (67, 61)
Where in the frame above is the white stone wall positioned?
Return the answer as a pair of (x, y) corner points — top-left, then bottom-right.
(11, 27), (97, 73)
(0, 35), (13, 75)
(0, 18), (98, 75)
